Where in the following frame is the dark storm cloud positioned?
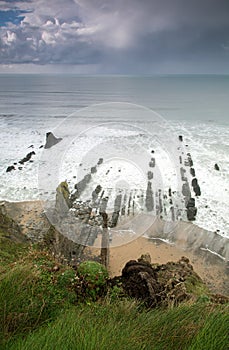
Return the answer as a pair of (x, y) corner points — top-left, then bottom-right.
(0, 0), (229, 73)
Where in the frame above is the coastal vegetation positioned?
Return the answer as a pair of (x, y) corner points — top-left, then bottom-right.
(0, 222), (228, 350)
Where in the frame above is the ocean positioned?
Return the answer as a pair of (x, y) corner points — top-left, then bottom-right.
(0, 74), (228, 240)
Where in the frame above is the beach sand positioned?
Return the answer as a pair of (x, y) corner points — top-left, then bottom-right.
(107, 236), (228, 295)
(1, 200), (228, 295)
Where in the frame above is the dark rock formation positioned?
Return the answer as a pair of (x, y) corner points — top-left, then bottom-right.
(122, 260), (161, 307)
(214, 163), (220, 171)
(120, 256), (202, 307)
(97, 158), (103, 165)
(147, 171), (153, 180)
(92, 185), (102, 202)
(145, 182), (154, 211)
(44, 132), (62, 149)
(186, 198), (197, 221)
(91, 166), (97, 174)
(100, 197), (109, 214)
(179, 135), (183, 142)
(0, 202), (25, 241)
(6, 165), (15, 173)
(110, 194), (122, 227)
(71, 174), (92, 202)
(191, 178), (201, 196)
(19, 151), (35, 165)
(149, 158), (155, 168)
(170, 206), (175, 221)
(158, 190), (163, 214)
(185, 154), (193, 167)
(190, 168), (196, 177)
(55, 181), (71, 216)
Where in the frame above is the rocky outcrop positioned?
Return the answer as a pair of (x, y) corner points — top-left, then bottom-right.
(110, 194), (122, 227)
(44, 132), (62, 149)
(55, 181), (71, 216)
(6, 165), (15, 173)
(186, 197), (197, 221)
(145, 181), (154, 211)
(191, 178), (201, 196)
(0, 202), (26, 242)
(190, 168), (195, 177)
(122, 259), (161, 307)
(120, 256), (204, 307)
(19, 151), (35, 164)
(6, 150), (36, 172)
(70, 174), (92, 202)
(42, 225), (82, 267)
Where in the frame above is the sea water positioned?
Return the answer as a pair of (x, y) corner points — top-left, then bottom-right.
(0, 74), (228, 238)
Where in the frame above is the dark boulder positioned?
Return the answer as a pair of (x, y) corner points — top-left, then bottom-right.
(121, 260), (161, 307)
(214, 163), (220, 171)
(19, 151), (35, 165)
(149, 158), (155, 168)
(191, 178), (201, 196)
(190, 168), (195, 177)
(44, 132), (62, 149)
(186, 198), (197, 221)
(91, 166), (97, 174)
(97, 158), (103, 165)
(92, 185), (102, 201)
(6, 165), (15, 172)
(120, 256), (201, 307)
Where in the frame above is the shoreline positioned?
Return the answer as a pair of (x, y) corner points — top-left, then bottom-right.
(0, 197), (228, 240)
(1, 199), (228, 295)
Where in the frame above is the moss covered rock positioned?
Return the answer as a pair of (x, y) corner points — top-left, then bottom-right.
(77, 261), (109, 300)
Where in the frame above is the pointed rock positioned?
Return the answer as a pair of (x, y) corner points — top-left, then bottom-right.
(44, 132), (62, 149)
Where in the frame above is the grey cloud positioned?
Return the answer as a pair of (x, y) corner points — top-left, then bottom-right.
(0, 0), (229, 73)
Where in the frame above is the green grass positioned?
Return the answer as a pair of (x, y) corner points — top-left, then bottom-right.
(0, 230), (27, 267)
(0, 242), (78, 346)
(0, 232), (228, 350)
(4, 301), (228, 350)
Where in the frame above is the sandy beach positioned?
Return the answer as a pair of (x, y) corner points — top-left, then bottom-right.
(108, 236), (229, 295)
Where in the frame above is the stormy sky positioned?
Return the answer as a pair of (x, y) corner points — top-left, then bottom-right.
(0, 0), (229, 74)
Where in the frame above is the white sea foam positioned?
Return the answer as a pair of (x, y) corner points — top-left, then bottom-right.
(200, 247), (226, 262)
(0, 76), (228, 241)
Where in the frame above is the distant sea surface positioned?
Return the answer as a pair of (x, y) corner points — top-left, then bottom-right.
(0, 74), (228, 237)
